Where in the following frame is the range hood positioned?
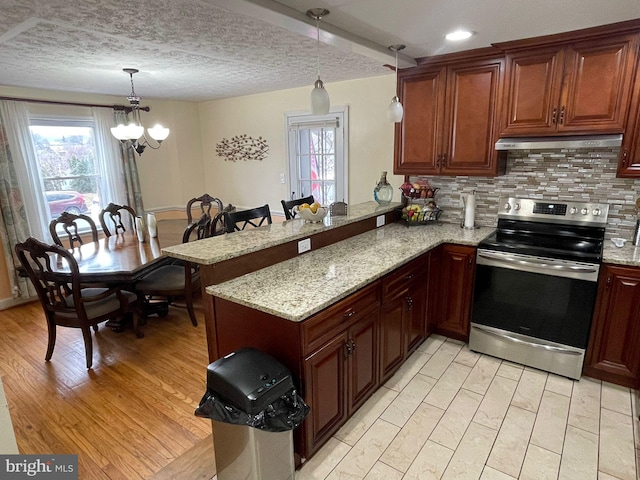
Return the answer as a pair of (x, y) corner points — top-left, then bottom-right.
(495, 134), (623, 150)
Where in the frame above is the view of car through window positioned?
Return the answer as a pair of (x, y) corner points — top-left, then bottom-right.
(45, 191), (90, 216)
(30, 123), (104, 227)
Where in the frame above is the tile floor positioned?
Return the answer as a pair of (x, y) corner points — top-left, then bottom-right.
(294, 335), (640, 480)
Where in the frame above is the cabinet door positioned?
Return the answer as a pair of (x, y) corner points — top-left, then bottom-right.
(618, 73), (640, 177)
(432, 244), (476, 342)
(584, 265), (640, 388)
(303, 332), (349, 456)
(348, 311), (379, 412)
(394, 67), (446, 175)
(501, 47), (565, 136)
(407, 279), (427, 353)
(441, 58), (504, 175)
(380, 295), (406, 383)
(561, 34), (638, 133)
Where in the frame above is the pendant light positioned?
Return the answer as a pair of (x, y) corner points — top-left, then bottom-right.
(307, 8), (330, 115)
(388, 45), (406, 123)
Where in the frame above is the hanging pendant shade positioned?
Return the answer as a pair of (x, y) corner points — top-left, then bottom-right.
(388, 45), (406, 123)
(307, 8), (330, 115)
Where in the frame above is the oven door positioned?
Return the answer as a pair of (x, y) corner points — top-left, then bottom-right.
(469, 249), (600, 379)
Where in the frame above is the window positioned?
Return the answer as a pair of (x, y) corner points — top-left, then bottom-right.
(29, 115), (120, 235)
(287, 108), (348, 206)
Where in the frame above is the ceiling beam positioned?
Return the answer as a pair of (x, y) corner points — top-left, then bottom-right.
(210, 0), (417, 68)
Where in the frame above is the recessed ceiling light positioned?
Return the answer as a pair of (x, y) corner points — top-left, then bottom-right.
(445, 30), (473, 41)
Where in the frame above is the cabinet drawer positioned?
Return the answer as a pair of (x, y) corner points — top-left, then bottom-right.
(382, 256), (428, 302)
(302, 282), (381, 356)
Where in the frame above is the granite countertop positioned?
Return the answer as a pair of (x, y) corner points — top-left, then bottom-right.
(162, 201), (399, 265)
(603, 241), (640, 267)
(206, 222), (493, 322)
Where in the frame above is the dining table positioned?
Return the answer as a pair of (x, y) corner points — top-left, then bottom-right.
(47, 218), (189, 334)
(50, 218), (187, 282)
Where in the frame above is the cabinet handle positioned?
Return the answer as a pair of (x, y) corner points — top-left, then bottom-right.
(344, 340), (352, 358)
(350, 339), (356, 353)
(622, 150), (628, 167)
(442, 153), (447, 165)
(606, 275), (612, 289)
(404, 273), (415, 281)
(551, 107), (557, 124)
(343, 309), (356, 320)
(559, 106), (565, 124)
(468, 256), (473, 266)
(406, 296), (413, 311)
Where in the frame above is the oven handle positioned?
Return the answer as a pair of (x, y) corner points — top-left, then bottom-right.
(472, 324), (582, 355)
(477, 251), (598, 274)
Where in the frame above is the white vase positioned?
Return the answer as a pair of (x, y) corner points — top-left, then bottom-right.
(135, 216), (146, 242)
(147, 212), (158, 238)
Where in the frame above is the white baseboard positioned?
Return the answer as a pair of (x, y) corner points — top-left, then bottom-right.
(0, 377), (19, 454)
(0, 296), (34, 311)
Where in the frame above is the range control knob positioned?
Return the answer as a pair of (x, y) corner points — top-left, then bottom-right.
(592, 208), (601, 216)
(569, 207), (578, 215)
(514, 203), (521, 211)
(504, 203), (511, 212)
(581, 208), (589, 215)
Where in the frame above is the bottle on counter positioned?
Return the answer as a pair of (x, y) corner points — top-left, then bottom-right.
(374, 171), (393, 206)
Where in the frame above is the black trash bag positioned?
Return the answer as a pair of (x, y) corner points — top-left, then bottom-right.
(195, 388), (309, 433)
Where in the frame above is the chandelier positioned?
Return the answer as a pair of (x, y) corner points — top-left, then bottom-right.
(110, 68), (170, 155)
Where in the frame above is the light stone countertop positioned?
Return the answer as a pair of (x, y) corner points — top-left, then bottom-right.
(206, 222), (493, 322)
(603, 241), (640, 267)
(162, 201), (400, 265)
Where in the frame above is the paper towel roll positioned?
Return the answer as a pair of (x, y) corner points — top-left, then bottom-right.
(464, 192), (476, 229)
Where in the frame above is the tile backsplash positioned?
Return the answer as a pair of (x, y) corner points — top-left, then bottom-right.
(409, 147), (639, 240)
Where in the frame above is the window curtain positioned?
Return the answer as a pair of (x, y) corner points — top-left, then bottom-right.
(113, 110), (145, 215)
(0, 101), (39, 298)
(92, 108), (127, 206)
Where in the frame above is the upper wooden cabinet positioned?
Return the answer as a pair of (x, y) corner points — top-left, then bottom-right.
(394, 55), (505, 176)
(501, 33), (639, 136)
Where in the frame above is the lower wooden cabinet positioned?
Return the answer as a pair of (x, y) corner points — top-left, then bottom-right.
(583, 264), (640, 388)
(380, 254), (428, 383)
(302, 283), (380, 457)
(428, 244), (476, 342)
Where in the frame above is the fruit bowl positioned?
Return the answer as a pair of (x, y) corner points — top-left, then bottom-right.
(297, 206), (328, 223)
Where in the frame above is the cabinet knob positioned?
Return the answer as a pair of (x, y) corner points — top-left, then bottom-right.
(552, 107), (557, 124)
(343, 309), (356, 320)
(606, 275), (612, 288)
(344, 340), (352, 358)
(406, 296), (413, 311)
(404, 273), (415, 281)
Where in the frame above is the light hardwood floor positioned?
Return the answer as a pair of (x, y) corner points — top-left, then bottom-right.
(0, 298), (216, 479)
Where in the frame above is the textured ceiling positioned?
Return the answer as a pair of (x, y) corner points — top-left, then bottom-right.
(0, 0), (638, 102)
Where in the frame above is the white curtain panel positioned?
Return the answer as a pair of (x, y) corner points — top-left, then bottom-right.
(92, 107), (128, 206)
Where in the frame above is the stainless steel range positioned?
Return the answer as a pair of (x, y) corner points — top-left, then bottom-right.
(469, 197), (609, 380)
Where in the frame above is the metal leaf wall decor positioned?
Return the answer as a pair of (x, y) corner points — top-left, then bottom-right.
(216, 134), (269, 162)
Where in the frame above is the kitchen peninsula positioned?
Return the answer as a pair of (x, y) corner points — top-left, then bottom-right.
(163, 201), (492, 462)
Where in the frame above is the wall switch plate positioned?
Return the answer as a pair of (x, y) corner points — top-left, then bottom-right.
(298, 238), (311, 254)
(376, 215), (385, 227)
(280, 173), (286, 184)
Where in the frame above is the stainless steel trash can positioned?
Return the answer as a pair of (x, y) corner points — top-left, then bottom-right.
(195, 348), (309, 480)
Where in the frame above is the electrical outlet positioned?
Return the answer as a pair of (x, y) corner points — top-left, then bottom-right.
(376, 215), (385, 227)
(280, 173), (286, 184)
(298, 238), (311, 254)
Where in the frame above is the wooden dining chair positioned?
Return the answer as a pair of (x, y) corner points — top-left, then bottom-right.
(135, 217), (212, 326)
(224, 204), (272, 232)
(15, 237), (139, 369)
(281, 195), (315, 220)
(186, 194), (223, 224)
(99, 203), (137, 237)
(49, 211), (99, 248)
